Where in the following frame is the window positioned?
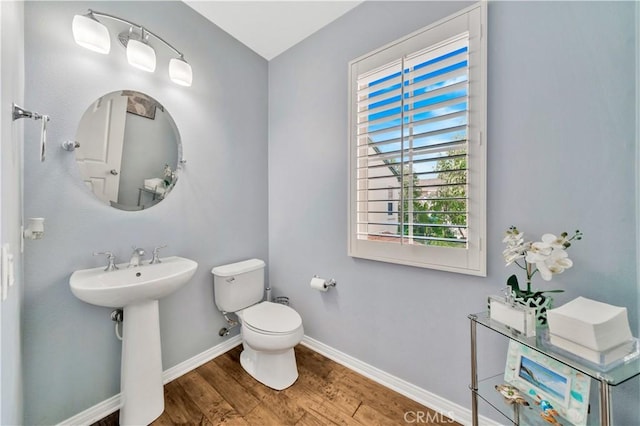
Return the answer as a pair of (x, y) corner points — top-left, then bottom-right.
(348, 3), (486, 275)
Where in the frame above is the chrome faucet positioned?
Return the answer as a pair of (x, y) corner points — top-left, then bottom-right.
(149, 245), (167, 264)
(93, 251), (118, 271)
(128, 247), (145, 267)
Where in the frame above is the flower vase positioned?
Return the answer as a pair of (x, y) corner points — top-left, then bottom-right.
(511, 291), (553, 326)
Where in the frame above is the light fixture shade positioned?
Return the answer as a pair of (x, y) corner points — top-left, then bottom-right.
(72, 14), (110, 54)
(126, 39), (156, 72)
(169, 58), (193, 87)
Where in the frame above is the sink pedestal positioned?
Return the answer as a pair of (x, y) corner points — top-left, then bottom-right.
(68, 256), (198, 425)
(120, 300), (164, 425)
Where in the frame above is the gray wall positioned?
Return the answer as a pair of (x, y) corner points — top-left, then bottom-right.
(268, 1), (639, 423)
(1, 2), (25, 425)
(23, 2), (267, 424)
(19, 0), (640, 425)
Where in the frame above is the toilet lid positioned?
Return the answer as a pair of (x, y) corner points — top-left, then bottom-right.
(242, 302), (302, 333)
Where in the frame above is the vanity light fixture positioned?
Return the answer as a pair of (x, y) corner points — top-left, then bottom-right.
(72, 13), (111, 54)
(72, 10), (192, 87)
(125, 32), (156, 73)
(168, 57), (193, 87)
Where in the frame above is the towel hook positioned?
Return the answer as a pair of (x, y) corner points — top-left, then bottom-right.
(12, 103), (50, 162)
(61, 140), (80, 151)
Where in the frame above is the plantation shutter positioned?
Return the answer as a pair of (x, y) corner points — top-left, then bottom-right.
(348, 2), (486, 275)
(355, 34), (469, 247)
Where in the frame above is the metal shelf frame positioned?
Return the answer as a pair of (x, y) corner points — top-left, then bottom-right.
(469, 312), (640, 426)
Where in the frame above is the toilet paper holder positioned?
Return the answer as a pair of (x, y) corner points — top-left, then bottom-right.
(313, 275), (336, 289)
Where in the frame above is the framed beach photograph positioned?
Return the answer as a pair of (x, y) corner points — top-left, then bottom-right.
(504, 341), (590, 425)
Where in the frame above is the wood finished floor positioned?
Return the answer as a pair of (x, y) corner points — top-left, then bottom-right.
(92, 344), (460, 425)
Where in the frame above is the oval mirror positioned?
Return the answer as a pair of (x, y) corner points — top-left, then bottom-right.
(74, 90), (180, 211)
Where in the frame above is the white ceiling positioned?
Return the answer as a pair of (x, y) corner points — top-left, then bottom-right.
(184, 1), (363, 60)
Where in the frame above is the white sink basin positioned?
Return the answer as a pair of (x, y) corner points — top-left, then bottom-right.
(69, 255), (198, 425)
(70, 256), (197, 308)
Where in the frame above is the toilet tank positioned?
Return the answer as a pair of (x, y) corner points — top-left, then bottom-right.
(211, 259), (266, 312)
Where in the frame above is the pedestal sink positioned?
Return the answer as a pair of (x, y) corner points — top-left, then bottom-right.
(70, 256), (198, 425)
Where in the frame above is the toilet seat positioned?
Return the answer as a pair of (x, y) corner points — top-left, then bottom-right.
(240, 301), (302, 334)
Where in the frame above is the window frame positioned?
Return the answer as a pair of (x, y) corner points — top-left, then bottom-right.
(347, 2), (487, 276)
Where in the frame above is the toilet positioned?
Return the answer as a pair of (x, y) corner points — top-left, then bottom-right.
(211, 259), (303, 390)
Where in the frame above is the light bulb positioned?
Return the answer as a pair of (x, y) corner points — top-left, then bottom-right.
(126, 39), (156, 72)
(169, 57), (193, 87)
(72, 14), (110, 54)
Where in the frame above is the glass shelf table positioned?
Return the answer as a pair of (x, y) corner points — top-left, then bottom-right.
(469, 312), (640, 426)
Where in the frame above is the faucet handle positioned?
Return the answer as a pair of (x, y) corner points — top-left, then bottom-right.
(93, 251), (118, 271)
(150, 245), (167, 264)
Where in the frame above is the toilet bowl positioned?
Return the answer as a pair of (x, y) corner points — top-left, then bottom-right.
(237, 301), (303, 390)
(211, 259), (304, 390)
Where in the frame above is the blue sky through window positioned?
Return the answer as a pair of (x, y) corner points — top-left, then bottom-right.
(364, 45), (469, 176)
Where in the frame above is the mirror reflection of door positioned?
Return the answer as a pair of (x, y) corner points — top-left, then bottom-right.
(74, 90), (180, 211)
(75, 95), (127, 205)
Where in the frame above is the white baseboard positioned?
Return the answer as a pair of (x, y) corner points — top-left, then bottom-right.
(56, 335), (242, 426)
(59, 334), (500, 426)
(300, 336), (501, 426)
(162, 335), (242, 384)
(56, 394), (122, 426)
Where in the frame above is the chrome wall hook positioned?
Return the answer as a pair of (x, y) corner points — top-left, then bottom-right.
(61, 140), (80, 151)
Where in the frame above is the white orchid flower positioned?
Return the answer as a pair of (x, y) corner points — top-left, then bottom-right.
(503, 227), (524, 246)
(547, 249), (573, 272)
(524, 241), (552, 263)
(502, 231), (524, 246)
(503, 227), (581, 294)
(533, 248), (573, 281)
(541, 233), (568, 249)
(503, 240), (530, 266)
(503, 247), (526, 265)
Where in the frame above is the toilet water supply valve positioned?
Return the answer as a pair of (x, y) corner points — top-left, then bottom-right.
(218, 311), (238, 337)
(111, 309), (124, 341)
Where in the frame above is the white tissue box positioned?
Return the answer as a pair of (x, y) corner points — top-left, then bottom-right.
(547, 297), (632, 351)
(548, 333), (637, 366)
(151, 186), (166, 195)
(144, 178), (166, 195)
(144, 178), (164, 190)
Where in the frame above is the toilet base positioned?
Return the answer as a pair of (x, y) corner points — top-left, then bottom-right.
(240, 343), (299, 390)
